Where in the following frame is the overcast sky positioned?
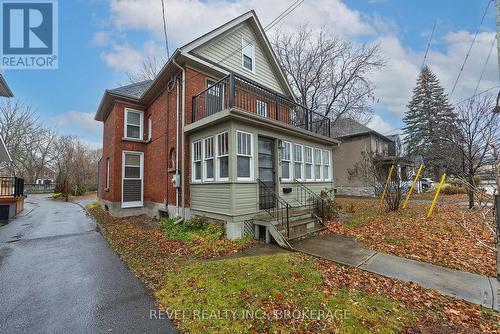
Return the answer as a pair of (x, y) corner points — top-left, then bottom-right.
(2, 0), (498, 148)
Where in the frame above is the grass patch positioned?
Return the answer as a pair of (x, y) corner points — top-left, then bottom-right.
(160, 218), (253, 258)
(157, 253), (413, 334)
(86, 200), (100, 209)
(341, 218), (364, 228)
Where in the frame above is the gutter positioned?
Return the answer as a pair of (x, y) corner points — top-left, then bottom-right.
(172, 58), (186, 220)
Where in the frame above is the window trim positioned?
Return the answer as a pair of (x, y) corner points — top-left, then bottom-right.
(314, 148), (322, 181)
(121, 150), (144, 209)
(124, 108), (144, 140)
(192, 140), (202, 183)
(293, 143), (303, 181)
(323, 149), (332, 181)
(280, 141), (291, 181)
(241, 38), (256, 73)
(236, 130), (254, 181)
(216, 131), (229, 181)
(304, 146), (314, 181)
(203, 136), (215, 182)
(105, 157), (110, 190)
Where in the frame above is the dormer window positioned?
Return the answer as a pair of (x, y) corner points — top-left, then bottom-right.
(242, 38), (255, 72)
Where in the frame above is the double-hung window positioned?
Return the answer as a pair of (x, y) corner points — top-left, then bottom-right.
(305, 147), (313, 180)
(242, 38), (255, 72)
(105, 158), (110, 190)
(256, 100), (267, 117)
(203, 137), (214, 181)
(147, 115), (152, 141)
(192, 141), (202, 182)
(237, 131), (253, 180)
(280, 141), (291, 181)
(122, 151), (143, 208)
(294, 144), (303, 180)
(314, 148), (322, 180)
(124, 108), (143, 140)
(323, 150), (331, 181)
(217, 132), (229, 180)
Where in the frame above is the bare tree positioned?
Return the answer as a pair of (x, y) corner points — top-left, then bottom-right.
(272, 25), (385, 124)
(448, 95), (499, 209)
(126, 55), (166, 83)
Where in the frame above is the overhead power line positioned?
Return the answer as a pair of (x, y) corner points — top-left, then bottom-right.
(421, 20), (437, 70)
(450, 0), (493, 97)
(161, 0), (170, 58)
(472, 34), (497, 97)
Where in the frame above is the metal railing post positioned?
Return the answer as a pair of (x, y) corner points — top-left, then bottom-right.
(228, 73), (235, 108)
(275, 96), (280, 121)
(191, 96), (196, 122)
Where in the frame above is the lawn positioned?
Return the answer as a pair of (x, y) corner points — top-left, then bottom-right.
(328, 197), (496, 276)
(86, 206), (498, 333)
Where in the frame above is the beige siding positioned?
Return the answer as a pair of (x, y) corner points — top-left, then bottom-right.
(193, 22), (285, 94)
(233, 183), (258, 215)
(190, 183), (232, 214)
(332, 136), (371, 188)
(280, 181), (333, 202)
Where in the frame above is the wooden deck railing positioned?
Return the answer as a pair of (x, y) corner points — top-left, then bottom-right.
(0, 177), (24, 197)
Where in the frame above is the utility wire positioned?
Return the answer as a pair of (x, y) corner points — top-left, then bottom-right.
(472, 34), (497, 98)
(161, 0), (170, 58)
(457, 84), (500, 104)
(450, 0), (493, 97)
(421, 20), (437, 70)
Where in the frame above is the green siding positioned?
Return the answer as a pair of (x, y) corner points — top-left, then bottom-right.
(190, 183), (232, 214)
(233, 183), (258, 215)
(280, 182), (333, 203)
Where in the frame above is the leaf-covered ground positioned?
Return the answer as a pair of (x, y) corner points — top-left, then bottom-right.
(328, 197), (496, 276)
(86, 206), (498, 333)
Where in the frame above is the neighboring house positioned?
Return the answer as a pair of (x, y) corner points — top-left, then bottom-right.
(0, 78), (24, 220)
(95, 11), (339, 242)
(332, 118), (417, 196)
(33, 166), (56, 185)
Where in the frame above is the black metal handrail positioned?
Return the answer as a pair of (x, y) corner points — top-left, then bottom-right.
(293, 179), (325, 223)
(0, 177), (24, 197)
(192, 73), (332, 138)
(257, 179), (291, 238)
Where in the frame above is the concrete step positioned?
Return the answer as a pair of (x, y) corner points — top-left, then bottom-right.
(278, 218), (323, 238)
(286, 226), (326, 242)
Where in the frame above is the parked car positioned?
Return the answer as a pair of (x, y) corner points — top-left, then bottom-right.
(420, 178), (433, 190)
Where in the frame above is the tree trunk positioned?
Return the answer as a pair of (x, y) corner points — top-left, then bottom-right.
(496, 194), (500, 280)
(467, 173), (474, 209)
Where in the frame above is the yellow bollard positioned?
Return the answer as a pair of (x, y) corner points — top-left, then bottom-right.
(427, 173), (446, 218)
(402, 164), (423, 209)
(380, 165), (395, 205)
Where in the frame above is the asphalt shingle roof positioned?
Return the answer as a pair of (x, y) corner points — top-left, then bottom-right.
(331, 118), (376, 139)
(109, 80), (153, 99)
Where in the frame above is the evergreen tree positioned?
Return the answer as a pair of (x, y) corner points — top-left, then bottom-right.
(403, 66), (458, 179)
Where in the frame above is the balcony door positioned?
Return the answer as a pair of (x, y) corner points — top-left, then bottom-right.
(258, 137), (275, 210)
(206, 79), (224, 116)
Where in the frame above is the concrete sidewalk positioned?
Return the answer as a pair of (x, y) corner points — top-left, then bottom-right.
(292, 234), (498, 311)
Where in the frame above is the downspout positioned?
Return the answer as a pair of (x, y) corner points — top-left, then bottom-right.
(172, 58), (186, 220)
(175, 77), (180, 217)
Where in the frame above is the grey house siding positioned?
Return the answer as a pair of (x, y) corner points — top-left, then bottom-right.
(188, 118), (335, 221)
(192, 22), (285, 94)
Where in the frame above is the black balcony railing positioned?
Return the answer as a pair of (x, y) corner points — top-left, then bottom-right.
(0, 177), (24, 197)
(192, 73), (332, 138)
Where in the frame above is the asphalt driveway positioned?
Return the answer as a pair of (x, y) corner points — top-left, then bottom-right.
(0, 194), (177, 334)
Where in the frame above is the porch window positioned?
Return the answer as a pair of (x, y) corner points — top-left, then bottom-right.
(323, 150), (331, 181)
(281, 141), (291, 181)
(237, 131), (253, 180)
(122, 151), (143, 208)
(203, 137), (214, 181)
(305, 146), (313, 180)
(192, 140), (202, 182)
(294, 144), (303, 180)
(314, 148), (322, 181)
(242, 38), (255, 72)
(124, 108), (143, 140)
(256, 100), (267, 117)
(217, 132), (229, 180)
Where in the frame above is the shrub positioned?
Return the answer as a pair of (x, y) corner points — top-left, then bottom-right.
(52, 193), (63, 199)
(318, 189), (338, 220)
(441, 184), (467, 195)
(185, 215), (209, 229)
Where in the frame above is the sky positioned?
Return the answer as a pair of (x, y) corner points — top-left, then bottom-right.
(1, 0), (498, 148)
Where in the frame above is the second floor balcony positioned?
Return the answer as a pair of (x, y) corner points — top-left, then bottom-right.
(191, 73), (332, 138)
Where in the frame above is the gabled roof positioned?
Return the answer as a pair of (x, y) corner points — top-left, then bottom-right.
(332, 118), (392, 142)
(0, 75), (13, 97)
(0, 134), (12, 163)
(95, 10), (295, 121)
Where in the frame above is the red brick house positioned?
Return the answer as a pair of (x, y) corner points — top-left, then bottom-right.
(96, 11), (338, 242)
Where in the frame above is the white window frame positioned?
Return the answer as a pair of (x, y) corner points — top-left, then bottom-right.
(124, 108), (144, 140)
(147, 115), (152, 141)
(105, 157), (110, 190)
(241, 38), (255, 73)
(294, 143), (303, 181)
(236, 130), (254, 181)
(192, 140), (203, 182)
(305, 146), (313, 181)
(314, 148), (322, 181)
(256, 99), (267, 117)
(121, 151), (144, 208)
(216, 132), (229, 181)
(203, 136), (215, 182)
(323, 150), (331, 181)
(280, 141), (292, 181)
